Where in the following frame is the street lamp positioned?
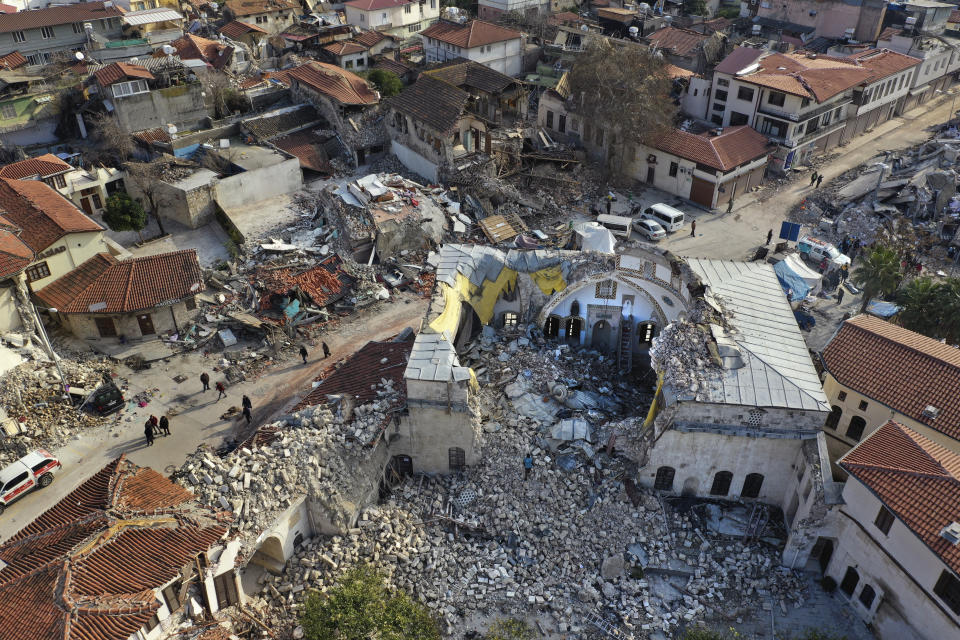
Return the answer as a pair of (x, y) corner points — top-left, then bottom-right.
(32, 303), (69, 401)
(936, 89), (958, 128)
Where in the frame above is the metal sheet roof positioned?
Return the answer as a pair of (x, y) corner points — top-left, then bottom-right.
(123, 7), (183, 25)
(685, 258), (829, 412)
(405, 332), (470, 382)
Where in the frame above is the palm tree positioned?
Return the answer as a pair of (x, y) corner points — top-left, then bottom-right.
(852, 245), (901, 313)
(937, 278), (960, 345)
(896, 277), (942, 337)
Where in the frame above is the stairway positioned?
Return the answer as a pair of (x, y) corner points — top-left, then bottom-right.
(617, 315), (634, 373)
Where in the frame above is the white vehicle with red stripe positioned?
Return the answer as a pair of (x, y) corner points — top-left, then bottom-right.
(0, 449), (61, 515)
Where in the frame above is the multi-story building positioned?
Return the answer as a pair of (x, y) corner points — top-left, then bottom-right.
(477, 0), (548, 22)
(224, 0), (299, 34)
(421, 19), (524, 77)
(842, 48), (921, 142)
(343, 0), (440, 39)
(754, 0), (888, 42)
(0, 1), (124, 64)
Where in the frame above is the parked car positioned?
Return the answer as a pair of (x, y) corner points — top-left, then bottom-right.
(0, 449), (61, 515)
(633, 218), (667, 241)
(640, 203), (685, 232)
(798, 236), (850, 268)
(72, 381), (124, 416)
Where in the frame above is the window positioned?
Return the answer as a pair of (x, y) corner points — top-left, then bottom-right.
(596, 280), (616, 299)
(0, 103), (15, 119)
(637, 322), (655, 344)
(52, 174), (66, 189)
(741, 473), (764, 498)
(729, 111), (749, 126)
(737, 86), (754, 101)
(899, 74), (906, 90)
(92, 193), (102, 209)
(345, 60), (353, 69)
(431, 0), (436, 7)
(822, 110), (832, 126)
(112, 80), (149, 98)
(407, 23), (419, 32)
(858, 585), (876, 609)
(256, 15), (266, 23)
(759, 118), (787, 137)
(381, 12), (387, 20)
(359, 14), (365, 22)
(934, 570), (960, 615)
(73, 22), (84, 34)
(712, 102), (725, 112)
(654, 466), (675, 491)
(805, 116), (820, 134)
(669, 161), (678, 177)
(41, 26), (55, 38)
(714, 89), (728, 101)
(213, 572), (239, 610)
(710, 471), (733, 496)
(710, 114), (722, 126)
(448, 447), (465, 471)
(546, 110), (554, 129)
(12, 30), (25, 43)
(558, 114), (565, 133)
(502, 311), (518, 328)
(858, 400), (868, 411)
(846, 416), (866, 441)
(3, 471), (28, 492)
(837, 391), (847, 401)
(185, 296), (197, 311)
(405, 3), (411, 12)
(825, 406), (842, 430)
(767, 91), (786, 107)
(840, 567), (860, 596)
(717, 78), (729, 87)
(874, 506), (895, 535)
(801, 97), (810, 108)
(356, 58), (365, 66)
(30, 459), (53, 473)
(25, 261), (50, 282)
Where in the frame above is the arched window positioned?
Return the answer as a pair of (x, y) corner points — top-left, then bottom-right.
(570, 300), (580, 317)
(654, 466), (675, 491)
(825, 405), (842, 430)
(637, 321), (656, 345)
(543, 316), (560, 338)
(448, 447), (465, 471)
(847, 416), (867, 442)
(840, 566), (860, 596)
(710, 471), (733, 496)
(859, 584), (876, 609)
(742, 473), (764, 498)
(564, 317), (583, 343)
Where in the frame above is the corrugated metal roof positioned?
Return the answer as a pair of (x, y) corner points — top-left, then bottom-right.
(685, 258), (829, 412)
(122, 7), (183, 25)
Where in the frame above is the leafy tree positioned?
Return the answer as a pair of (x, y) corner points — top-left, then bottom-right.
(567, 40), (676, 176)
(851, 245), (901, 312)
(685, 0), (708, 16)
(934, 278), (960, 344)
(896, 277), (943, 338)
(102, 192), (147, 242)
(366, 69), (403, 98)
(300, 564), (440, 640)
(124, 161), (170, 236)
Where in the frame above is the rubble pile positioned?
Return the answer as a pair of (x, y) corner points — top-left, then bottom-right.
(649, 301), (721, 400)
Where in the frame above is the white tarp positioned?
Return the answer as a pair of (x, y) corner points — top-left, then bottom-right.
(782, 253), (822, 297)
(573, 221), (616, 254)
(551, 418), (593, 442)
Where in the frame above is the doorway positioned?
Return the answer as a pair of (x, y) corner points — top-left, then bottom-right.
(387, 455), (413, 485)
(646, 167), (655, 183)
(681, 476), (699, 496)
(591, 320), (611, 351)
(95, 317), (117, 338)
(137, 313), (155, 335)
(812, 537), (835, 575)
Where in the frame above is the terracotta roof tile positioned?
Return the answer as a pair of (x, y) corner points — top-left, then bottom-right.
(645, 26), (710, 58)
(34, 249), (205, 314)
(254, 254), (353, 310)
(219, 19), (266, 39)
(0, 227), (33, 278)
(324, 40), (368, 56)
(389, 73), (469, 134)
(224, 0), (298, 16)
(243, 104), (321, 139)
(0, 153), (72, 179)
(653, 125), (770, 172)
(420, 19), (522, 49)
(93, 62), (154, 87)
(288, 61), (379, 105)
(344, 0), (411, 10)
(171, 34), (234, 69)
(271, 126), (335, 174)
(850, 48), (921, 83)
(0, 178), (102, 252)
(840, 420), (960, 574)
(374, 57), (411, 77)
(878, 25), (905, 41)
(737, 51), (871, 102)
(951, 9), (960, 24)
(823, 314), (960, 441)
(664, 63), (695, 79)
(425, 59), (515, 94)
(294, 336), (413, 410)
(0, 1), (123, 34)
(132, 127), (171, 144)
(354, 29), (389, 47)
(0, 456), (229, 640)
(0, 50), (26, 69)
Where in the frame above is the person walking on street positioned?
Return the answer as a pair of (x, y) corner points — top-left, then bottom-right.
(523, 454), (533, 481)
(322, 342), (331, 359)
(159, 415), (170, 436)
(144, 420), (154, 447)
(242, 395), (252, 425)
(819, 257), (828, 274)
(766, 229), (773, 245)
(605, 198), (611, 215)
(836, 288), (845, 305)
(690, 220), (696, 237)
(817, 174), (824, 188)
(726, 198), (734, 213)
(300, 345), (308, 364)
(215, 381), (227, 401)
(148, 415), (159, 436)
(242, 405), (252, 425)
(840, 264), (849, 282)
(200, 372), (210, 392)
(810, 171), (818, 185)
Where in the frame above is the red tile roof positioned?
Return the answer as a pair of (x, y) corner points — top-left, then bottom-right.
(664, 63), (695, 79)
(288, 61), (379, 106)
(224, 0), (299, 16)
(0, 153), (72, 179)
(951, 9), (960, 24)
(374, 56), (412, 77)
(420, 19), (522, 49)
(0, 50), (26, 69)
(344, 0), (410, 10)
(35, 250), (205, 314)
(254, 254), (353, 311)
(132, 127), (171, 144)
(219, 19), (266, 39)
(93, 62), (155, 87)
(850, 48), (921, 83)
(294, 336), (413, 410)
(0, 456), (229, 640)
(324, 40), (368, 56)
(171, 33), (234, 69)
(645, 26), (710, 58)
(271, 126), (334, 174)
(0, 1), (123, 34)
(737, 51), (871, 102)
(823, 314), (960, 441)
(840, 420), (960, 574)
(0, 178), (101, 252)
(0, 228), (33, 279)
(354, 29), (390, 47)
(653, 125), (770, 172)
(878, 25), (905, 41)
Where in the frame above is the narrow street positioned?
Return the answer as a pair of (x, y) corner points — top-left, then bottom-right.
(0, 293), (428, 543)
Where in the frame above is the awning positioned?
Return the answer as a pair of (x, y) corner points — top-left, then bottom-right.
(123, 8), (183, 25)
(909, 84), (931, 96)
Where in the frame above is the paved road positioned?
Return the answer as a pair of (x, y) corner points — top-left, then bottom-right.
(0, 293), (428, 543)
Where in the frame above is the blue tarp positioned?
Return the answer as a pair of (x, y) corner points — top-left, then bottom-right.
(774, 259), (810, 301)
(866, 300), (901, 318)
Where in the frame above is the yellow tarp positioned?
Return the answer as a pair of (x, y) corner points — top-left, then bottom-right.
(428, 268), (518, 335)
(643, 372), (664, 430)
(530, 266), (566, 296)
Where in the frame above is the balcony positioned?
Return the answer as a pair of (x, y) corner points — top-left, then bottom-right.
(757, 98), (851, 124)
(785, 119), (847, 148)
(147, 28), (183, 45)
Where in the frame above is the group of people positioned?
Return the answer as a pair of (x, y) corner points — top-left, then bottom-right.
(299, 342), (331, 364)
(143, 415), (170, 446)
(810, 171), (825, 189)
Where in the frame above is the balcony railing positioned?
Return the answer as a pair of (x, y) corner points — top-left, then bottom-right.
(787, 119), (847, 148)
(757, 98), (851, 124)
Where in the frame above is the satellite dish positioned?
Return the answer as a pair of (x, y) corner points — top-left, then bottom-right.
(75, 51), (85, 61)
(162, 44), (176, 55)
(581, 24), (588, 32)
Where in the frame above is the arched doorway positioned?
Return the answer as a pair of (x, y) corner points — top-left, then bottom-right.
(592, 320), (611, 351)
(543, 315), (561, 338)
(564, 317), (583, 344)
(249, 535), (285, 575)
(681, 476), (699, 497)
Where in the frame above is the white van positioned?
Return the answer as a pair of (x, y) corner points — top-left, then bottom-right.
(596, 214), (633, 237)
(641, 203), (685, 233)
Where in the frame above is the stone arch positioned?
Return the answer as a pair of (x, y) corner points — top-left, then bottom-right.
(681, 476), (699, 497)
(249, 534), (285, 575)
(592, 319), (612, 351)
